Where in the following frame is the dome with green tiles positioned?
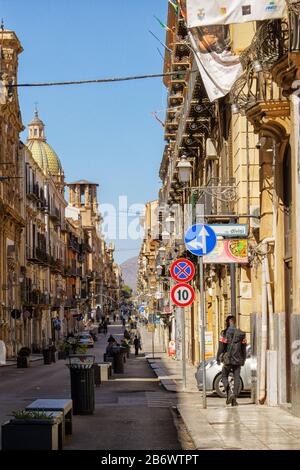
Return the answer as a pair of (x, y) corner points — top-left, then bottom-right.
(26, 110), (64, 177)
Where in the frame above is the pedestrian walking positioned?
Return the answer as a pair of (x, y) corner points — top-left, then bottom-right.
(122, 317), (126, 327)
(113, 314), (116, 323)
(133, 335), (141, 356)
(217, 315), (247, 407)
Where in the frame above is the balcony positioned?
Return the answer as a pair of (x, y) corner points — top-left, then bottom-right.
(64, 297), (78, 308)
(68, 236), (80, 253)
(168, 91), (184, 106)
(195, 177), (237, 221)
(25, 289), (50, 307)
(49, 257), (63, 273)
(27, 182), (40, 201)
(35, 247), (50, 265)
(174, 38), (190, 58)
(231, 19), (291, 124)
(49, 207), (61, 225)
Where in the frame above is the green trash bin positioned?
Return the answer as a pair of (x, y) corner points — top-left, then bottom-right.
(69, 355), (95, 415)
(112, 348), (125, 373)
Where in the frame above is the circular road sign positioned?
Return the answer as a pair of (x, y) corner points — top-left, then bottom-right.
(184, 224), (217, 256)
(171, 283), (195, 307)
(170, 258), (195, 283)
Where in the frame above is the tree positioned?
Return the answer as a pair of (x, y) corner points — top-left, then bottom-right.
(121, 285), (133, 299)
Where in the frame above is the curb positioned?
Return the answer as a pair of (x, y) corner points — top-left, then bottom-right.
(0, 356), (43, 368)
(146, 357), (178, 392)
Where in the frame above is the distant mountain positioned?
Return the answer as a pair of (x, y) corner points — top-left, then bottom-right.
(120, 256), (138, 293)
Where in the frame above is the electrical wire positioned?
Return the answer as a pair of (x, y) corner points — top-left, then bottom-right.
(9, 70), (197, 88)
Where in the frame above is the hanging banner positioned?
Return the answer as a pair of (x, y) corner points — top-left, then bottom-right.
(186, 0), (287, 28)
(188, 26), (242, 101)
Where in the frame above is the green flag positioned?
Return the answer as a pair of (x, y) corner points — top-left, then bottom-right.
(153, 15), (174, 36)
(168, 0), (179, 15)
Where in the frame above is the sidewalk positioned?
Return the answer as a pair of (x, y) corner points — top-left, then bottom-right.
(0, 354), (43, 368)
(141, 326), (300, 450)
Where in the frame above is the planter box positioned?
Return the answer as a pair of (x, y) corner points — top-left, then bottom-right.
(43, 349), (52, 365)
(17, 356), (30, 368)
(51, 350), (58, 363)
(1, 419), (59, 450)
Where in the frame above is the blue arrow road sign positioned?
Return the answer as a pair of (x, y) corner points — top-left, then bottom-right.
(184, 224), (217, 256)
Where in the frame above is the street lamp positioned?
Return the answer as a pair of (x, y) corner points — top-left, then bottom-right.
(156, 265), (163, 276)
(158, 246), (166, 261)
(253, 60), (263, 73)
(177, 156), (192, 184)
(166, 214), (175, 234)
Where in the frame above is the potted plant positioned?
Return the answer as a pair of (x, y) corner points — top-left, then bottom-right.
(17, 347), (31, 368)
(121, 339), (130, 358)
(58, 340), (72, 359)
(1, 410), (59, 450)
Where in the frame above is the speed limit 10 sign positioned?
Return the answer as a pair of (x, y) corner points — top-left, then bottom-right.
(171, 283), (195, 307)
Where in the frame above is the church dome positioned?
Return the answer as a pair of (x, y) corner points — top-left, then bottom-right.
(26, 110), (64, 177)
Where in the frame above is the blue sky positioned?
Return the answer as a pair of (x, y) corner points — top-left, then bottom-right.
(2, 0), (168, 263)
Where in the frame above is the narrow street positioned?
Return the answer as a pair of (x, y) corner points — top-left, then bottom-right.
(0, 323), (190, 450)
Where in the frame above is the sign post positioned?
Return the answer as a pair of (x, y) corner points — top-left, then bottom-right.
(184, 224), (217, 409)
(170, 259), (195, 392)
(198, 256), (206, 408)
(181, 306), (186, 390)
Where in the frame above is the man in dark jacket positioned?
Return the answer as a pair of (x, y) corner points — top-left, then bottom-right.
(217, 315), (247, 406)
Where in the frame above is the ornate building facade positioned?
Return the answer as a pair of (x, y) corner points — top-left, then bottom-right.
(0, 30), (25, 357)
(137, 2), (300, 417)
(0, 28), (123, 358)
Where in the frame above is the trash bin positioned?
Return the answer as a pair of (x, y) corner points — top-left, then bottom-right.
(50, 346), (57, 363)
(103, 353), (114, 364)
(112, 348), (124, 373)
(93, 364), (101, 387)
(43, 349), (52, 365)
(68, 355), (95, 415)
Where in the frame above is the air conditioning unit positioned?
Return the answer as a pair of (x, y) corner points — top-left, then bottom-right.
(250, 205), (260, 229)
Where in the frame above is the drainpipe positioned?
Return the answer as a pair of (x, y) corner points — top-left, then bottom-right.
(259, 253), (268, 404)
(258, 237), (275, 404)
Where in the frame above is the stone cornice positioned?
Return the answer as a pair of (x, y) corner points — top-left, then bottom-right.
(245, 100), (290, 134)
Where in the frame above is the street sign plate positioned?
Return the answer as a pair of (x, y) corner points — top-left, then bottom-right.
(170, 258), (195, 282)
(184, 224), (217, 256)
(171, 283), (195, 307)
(208, 224), (248, 238)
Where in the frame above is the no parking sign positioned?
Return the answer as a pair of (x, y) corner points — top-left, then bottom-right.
(170, 258), (195, 283)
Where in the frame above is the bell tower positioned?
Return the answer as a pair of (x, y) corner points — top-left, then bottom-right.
(68, 180), (100, 228)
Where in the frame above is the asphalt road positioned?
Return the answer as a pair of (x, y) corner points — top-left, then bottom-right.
(0, 323), (185, 450)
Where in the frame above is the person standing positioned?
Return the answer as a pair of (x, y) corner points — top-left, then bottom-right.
(133, 335), (141, 356)
(102, 320), (108, 336)
(217, 315), (247, 406)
